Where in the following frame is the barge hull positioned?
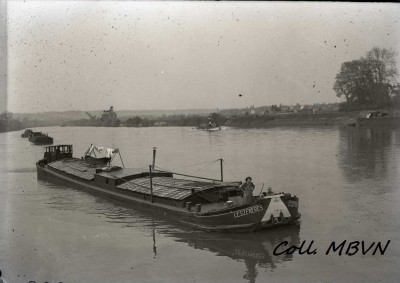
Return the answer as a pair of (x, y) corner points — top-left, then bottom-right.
(37, 163), (300, 232)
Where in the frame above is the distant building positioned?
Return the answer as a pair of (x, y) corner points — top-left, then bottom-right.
(280, 106), (291, 112)
(154, 121), (167, 126)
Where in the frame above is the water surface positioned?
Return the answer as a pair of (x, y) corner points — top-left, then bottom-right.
(0, 125), (399, 282)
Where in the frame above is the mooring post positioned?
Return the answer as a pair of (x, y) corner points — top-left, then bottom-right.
(149, 165), (154, 203)
(152, 147), (157, 170)
(220, 158), (223, 182)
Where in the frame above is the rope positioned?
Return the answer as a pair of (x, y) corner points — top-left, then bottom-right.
(118, 152), (125, 168)
(157, 158), (221, 171)
(154, 159), (219, 177)
(188, 159), (220, 175)
(153, 167), (222, 182)
(222, 159), (240, 181)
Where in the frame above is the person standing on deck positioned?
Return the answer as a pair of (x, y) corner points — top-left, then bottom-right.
(239, 177), (255, 204)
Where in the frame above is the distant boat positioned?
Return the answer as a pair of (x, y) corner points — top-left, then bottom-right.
(197, 118), (221, 132)
(357, 111), (400, 127)
(29, 132), (53, 145)
(196, 124), (221, 131)
(21, 129), (33, 138)
(206, 126), (222, 132)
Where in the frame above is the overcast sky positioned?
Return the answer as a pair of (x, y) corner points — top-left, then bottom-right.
(4, 1), (400, 113)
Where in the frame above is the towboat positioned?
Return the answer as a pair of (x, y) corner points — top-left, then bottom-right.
(29, 132), (53, 145)
(36, 145), (301, 232)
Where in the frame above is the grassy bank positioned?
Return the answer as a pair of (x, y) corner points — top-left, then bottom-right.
(224, 112), (360, 128)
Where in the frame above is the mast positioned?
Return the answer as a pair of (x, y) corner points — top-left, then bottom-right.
(152, 147), (157, 170)
(149, 165), (154, 203)
(220, 158), (223, 182)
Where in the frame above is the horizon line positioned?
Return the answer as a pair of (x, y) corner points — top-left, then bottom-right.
(9, 102), (343, 115)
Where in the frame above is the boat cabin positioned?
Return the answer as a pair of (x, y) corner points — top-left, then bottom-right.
(44, 145), (73, 163)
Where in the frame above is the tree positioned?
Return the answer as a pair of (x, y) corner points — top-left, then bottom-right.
(126, 116), (142, 127)
(334, 60), (363, 104)
(210, 112), (226, 126)
(333, 47), (398, 108)
(365, 47), (398, 105)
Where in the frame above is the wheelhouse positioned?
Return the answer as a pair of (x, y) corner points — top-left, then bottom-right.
(44, 145), (73, 163)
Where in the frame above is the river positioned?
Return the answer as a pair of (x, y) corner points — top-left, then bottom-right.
(0, 125), (399, 282)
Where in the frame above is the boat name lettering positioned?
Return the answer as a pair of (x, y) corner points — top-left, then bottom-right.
(233, 205), (263, 218)
(234, 249), (265, 259)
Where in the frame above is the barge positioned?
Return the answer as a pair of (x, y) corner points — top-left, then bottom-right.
(21, 129), (33, 138)
(36, 145), (301, 232)
(29, 131), (53, 145)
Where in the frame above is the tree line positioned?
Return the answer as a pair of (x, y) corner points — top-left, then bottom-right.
(0, 111), (24, 133)
(125, 113), (227, 127)
(334, 47), (399, 110)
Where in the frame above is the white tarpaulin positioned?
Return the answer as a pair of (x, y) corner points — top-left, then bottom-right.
(85, 144), (119, 158)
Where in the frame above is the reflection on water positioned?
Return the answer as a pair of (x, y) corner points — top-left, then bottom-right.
(166, 227), (300, 283)
(2, 126), (400, 282)
(38, 177), (300, 283)
(338, 125), (399, 186)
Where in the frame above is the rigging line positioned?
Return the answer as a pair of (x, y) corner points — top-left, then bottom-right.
(153, 168), (222, 182)
(154, 160), (217, 175)
(222, 160), (240, 181)
(153, 165), (175, 173)
(156, 158), (221, 171)
(154, 159), (220, 181)
(188, 159), (220, 175)
(110, 153), (117, 164)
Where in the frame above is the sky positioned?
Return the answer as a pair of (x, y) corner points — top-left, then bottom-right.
(3, 1), (400, 113)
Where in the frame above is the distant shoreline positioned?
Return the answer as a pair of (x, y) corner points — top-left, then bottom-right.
(2, 108), (399, 133)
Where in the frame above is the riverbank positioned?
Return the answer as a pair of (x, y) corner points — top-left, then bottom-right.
(0, 119), (24, 133)
(224, 112), (358, 128)
(2, 109), (397, 133)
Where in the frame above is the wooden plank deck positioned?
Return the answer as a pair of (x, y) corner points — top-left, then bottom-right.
(117, 176), (219, 200)
(48, 159), (98, 180)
